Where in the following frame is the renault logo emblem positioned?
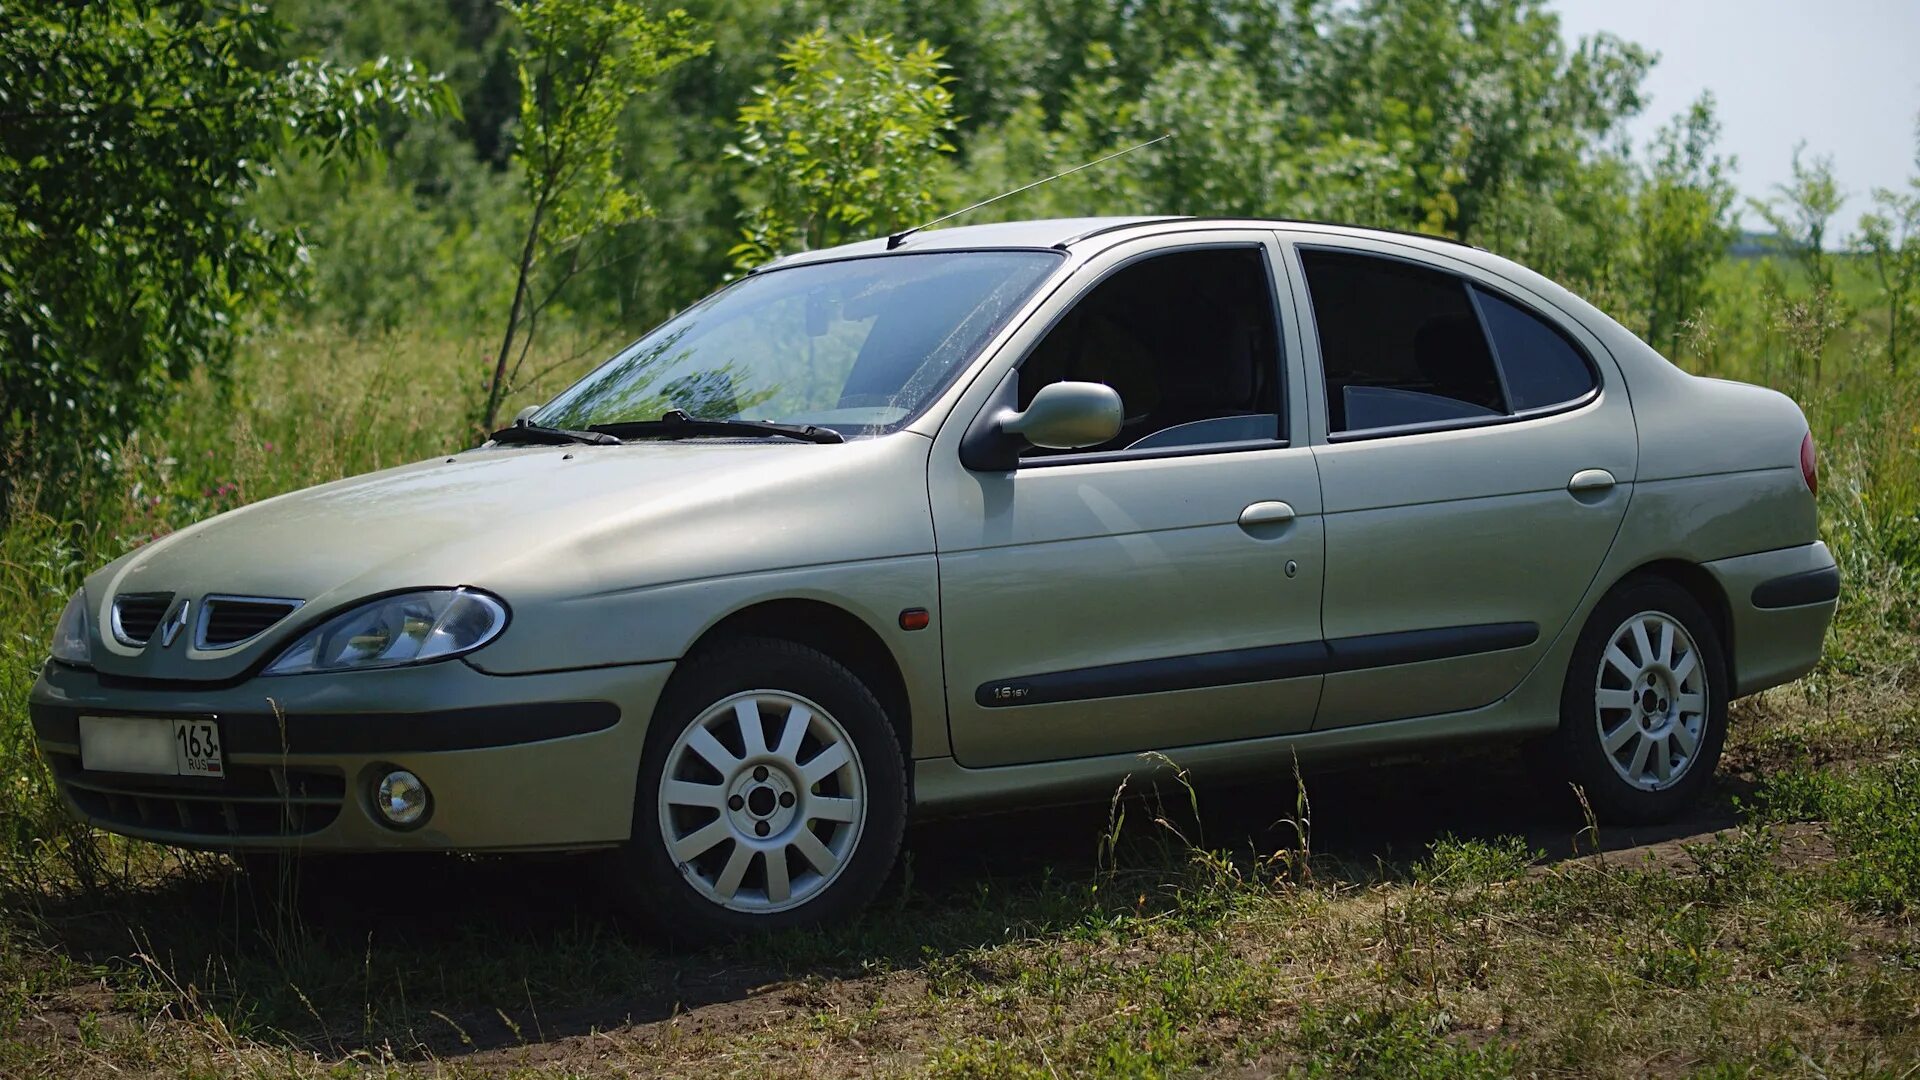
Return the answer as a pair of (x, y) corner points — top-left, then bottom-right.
(158, 598), (191, 649)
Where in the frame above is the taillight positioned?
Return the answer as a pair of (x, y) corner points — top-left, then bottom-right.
(1799, 431), (1818, 497)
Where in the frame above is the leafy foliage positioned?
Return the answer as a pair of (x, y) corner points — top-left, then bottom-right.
(6, 0), (1817, 465)
(1296, 0), (1652, 240)
(727, 31), (957, 268)
(1632, 94), (1740, 353)
(1856, 125), (1920, 372)
(479, 0), (707, 429)
(1753, 142), (1847, 292)
(0, 0), (449, 472)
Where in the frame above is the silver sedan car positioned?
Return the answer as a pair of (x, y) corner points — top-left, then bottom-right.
(31, 218), (1837, 939)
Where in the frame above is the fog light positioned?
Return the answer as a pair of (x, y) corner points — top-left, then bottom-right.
(374, 769), (430, 829)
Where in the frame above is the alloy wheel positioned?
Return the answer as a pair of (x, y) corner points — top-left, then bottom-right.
(656, 690), (867, 913)
(1593, 610), (1709, 792)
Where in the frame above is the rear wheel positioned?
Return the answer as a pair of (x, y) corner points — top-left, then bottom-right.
(1551, 576), (1729, 825)
(606, 637), (906, 941)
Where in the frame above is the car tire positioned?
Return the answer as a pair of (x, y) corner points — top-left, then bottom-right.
(604, 636), (907, 943)
(1550, 575), (1729, 826)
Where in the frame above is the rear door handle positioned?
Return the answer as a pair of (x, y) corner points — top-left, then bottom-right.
(1239, 501), (1296, 528)
(1568, 469), (1616, 494)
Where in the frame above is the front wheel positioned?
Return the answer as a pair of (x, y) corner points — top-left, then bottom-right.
(605, 637), (906, 942)
(1550, 575), (1730, 826)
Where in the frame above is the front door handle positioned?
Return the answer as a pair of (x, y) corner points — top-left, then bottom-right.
(1568, 469), (1616, 494)
(1239, 501), (1296, 528)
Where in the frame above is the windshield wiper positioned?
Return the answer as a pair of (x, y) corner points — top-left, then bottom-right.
(489, 421), (622, 447)
(591, 410), (844, 445)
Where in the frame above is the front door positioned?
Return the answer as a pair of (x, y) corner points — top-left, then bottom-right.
(930, 233), (1325, 768)
(1283, 235), (1638, 729)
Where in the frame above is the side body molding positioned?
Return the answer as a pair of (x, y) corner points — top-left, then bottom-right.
(976, 622), (1538, 709)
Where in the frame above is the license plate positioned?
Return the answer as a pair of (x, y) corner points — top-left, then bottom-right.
(79, 716), (225, 778)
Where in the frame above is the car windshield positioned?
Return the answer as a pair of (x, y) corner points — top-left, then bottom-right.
(533, 250), (1063, 438)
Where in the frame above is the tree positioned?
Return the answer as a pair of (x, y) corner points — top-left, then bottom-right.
(0, 1), (448, 476)
(1751, 143), (1847, 383)
(1304, 0), (1651, 240)
(1752, 142), (1845, 292)
(1633, 94), (1738, 355)
(727, 31), (957, 268)
(1856, 119), (1920, 372)
(1133, 49), (1287, 217)
(479, 0), (707, 432)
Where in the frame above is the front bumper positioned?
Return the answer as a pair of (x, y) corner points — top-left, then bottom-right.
(28, 658), (672, 852)
(1702, 540), (1840, 699)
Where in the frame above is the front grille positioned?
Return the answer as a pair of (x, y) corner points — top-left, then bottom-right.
(111, 593), (174, 645)
(198, 596), (302, 649)
(49, 753), (345, 839)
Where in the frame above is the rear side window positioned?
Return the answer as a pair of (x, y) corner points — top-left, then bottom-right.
(1472, 286), (1597, 411)
(1300, 250), (1506, 433)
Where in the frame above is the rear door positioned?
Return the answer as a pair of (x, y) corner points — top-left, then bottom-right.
(1282, 234), (1637, 729)
(930, 231), (1325, 767)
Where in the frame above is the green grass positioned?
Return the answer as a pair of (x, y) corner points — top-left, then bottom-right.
(1757, 758), (1920, 918)
(1, 258), (1918, 1076)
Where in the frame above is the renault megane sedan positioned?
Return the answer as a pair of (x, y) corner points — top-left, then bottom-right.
(30, 217), (1838, 939)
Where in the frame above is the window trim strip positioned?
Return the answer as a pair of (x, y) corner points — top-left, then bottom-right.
(1463, 281), (1517, 415)
(1323, 388), (1603, 443)
(1018, 434), (1292, 469)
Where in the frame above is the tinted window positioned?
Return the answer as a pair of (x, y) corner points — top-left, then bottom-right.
(1018, 247), (1282, 455)
(1473, 287), (1597, 411)
(1300, 250), (1506, 433)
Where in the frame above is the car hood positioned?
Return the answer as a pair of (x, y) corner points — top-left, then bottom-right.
(83, 436), (935, 681)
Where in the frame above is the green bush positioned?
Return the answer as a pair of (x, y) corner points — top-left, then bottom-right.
(1413, 835), (1540, 888)
(0, 0), (448, 474)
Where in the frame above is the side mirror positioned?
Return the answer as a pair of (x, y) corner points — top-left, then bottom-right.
(961, 378), (1124, 470)
(512, 405), (540, 425)
(1006, 381), (1125, 449)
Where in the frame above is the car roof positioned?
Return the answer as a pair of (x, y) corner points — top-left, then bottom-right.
(752, 213), (1646, 383)
(754, 216), (1474, 271)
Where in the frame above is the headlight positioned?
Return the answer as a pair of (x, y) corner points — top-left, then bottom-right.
(264, 589), (508, 675)
(51, 590), (92, 666)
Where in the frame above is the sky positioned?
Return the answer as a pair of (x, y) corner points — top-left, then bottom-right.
(1552, 0), (1920, 240)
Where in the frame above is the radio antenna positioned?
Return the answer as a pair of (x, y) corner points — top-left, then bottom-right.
(886, 132), (1174, 250)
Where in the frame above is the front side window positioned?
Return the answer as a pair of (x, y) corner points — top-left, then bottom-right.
(536, 251), (1061, 437)
(1016, 247), (1283, 456)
